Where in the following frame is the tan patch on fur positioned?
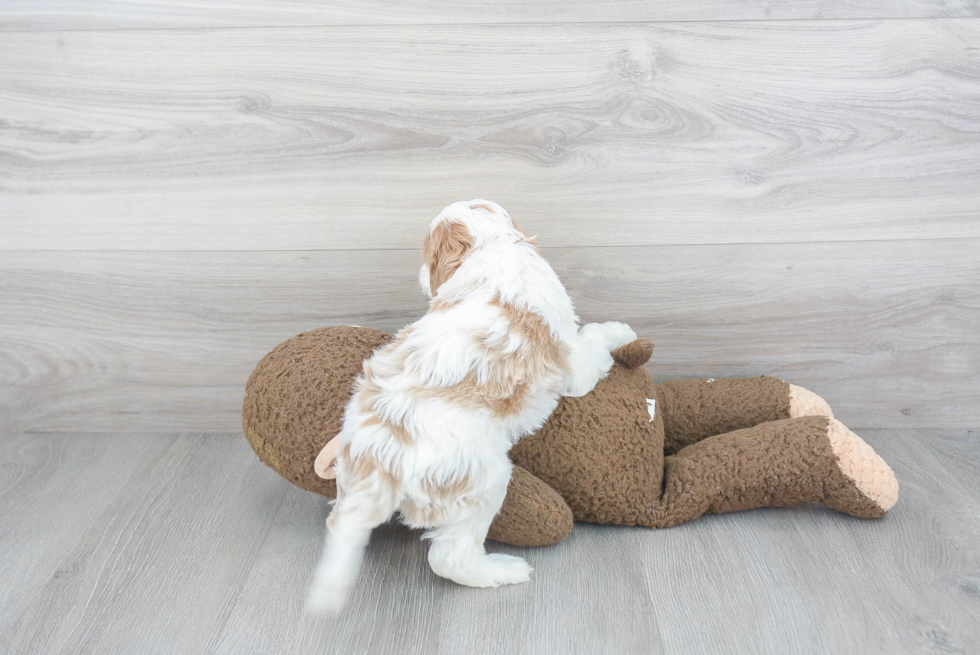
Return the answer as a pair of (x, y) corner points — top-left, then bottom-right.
(347, 450), (399, 488)
(490, 296), (561, 357)
(398, 502), (440, 527)
(422, 473), (472, 500)
(469, 202), (496, 213)
(343, 446), (401, 494)
(827, 419), (899, 512)
(360, 413), (413, 445)
(423, 220), (475, 296)
(429, 282), (481, 312)
(355, 375), (383, 415)
(329, 442), (402, 528)
(354, 378), (414, 446)
(365, 328), (413, 378)
(430, 296), (460, 312)
(419, 296), (567, 418)
(417, 372), (536, 419)
(350, 327), (418, 445)
(400, 473), (476, 527)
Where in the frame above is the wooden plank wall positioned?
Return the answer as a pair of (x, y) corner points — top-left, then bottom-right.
(1, 3), (978, 431)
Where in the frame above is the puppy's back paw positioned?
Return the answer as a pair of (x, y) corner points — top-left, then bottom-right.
(484, 553), (533, 586)
(305, 580), (349, 615)
(435, 553), (533, 587)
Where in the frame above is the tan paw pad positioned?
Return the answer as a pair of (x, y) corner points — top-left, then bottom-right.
(827, 419), (899, 513)
(788, 384), (834, 419)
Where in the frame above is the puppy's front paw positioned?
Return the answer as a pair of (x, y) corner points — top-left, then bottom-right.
(582, 321), (637, 351)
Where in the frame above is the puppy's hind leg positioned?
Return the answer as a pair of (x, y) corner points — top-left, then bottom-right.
(306, 471), (398, 614)
(425, 482), (532, 588)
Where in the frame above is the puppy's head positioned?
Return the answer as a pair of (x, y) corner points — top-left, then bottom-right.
(419, 200), (529, 298)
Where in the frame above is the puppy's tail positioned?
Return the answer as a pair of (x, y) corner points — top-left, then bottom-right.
(305, 472), (397, 614)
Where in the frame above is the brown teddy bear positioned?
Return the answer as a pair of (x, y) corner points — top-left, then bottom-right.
(243, 326), (898, 547)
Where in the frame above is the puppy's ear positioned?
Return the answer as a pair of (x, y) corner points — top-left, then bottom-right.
(422, 220), (474, 295)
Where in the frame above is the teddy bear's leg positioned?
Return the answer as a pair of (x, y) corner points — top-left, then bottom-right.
(638, 416), (898, 529)
(487, 465), (574, 547)
(657, 377), (833, 454)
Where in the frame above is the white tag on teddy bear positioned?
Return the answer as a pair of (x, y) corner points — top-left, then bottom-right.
(646, 398), (656, 422)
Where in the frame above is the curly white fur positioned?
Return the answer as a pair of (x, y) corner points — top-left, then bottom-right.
(307, 200), (636, 613)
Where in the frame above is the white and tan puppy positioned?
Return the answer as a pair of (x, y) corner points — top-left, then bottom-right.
(307, 200), (636, 612)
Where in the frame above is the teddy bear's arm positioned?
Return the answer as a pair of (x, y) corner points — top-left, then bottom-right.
(487, 465), (574, 548)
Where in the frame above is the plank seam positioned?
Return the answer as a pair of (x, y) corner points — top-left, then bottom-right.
(1, 16), (978, 35)
(3, 235), (978, 254)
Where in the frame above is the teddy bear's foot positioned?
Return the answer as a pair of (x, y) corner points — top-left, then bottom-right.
(788, 384), (834, 419)
(822, 419), (899, 518)
(639, 416), (899, 530)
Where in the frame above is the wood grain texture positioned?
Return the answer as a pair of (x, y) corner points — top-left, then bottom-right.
(1, 430), (977, 654)
(0, 0), (975, 31)
(0, 434), (176, 629)
(1, 239), (977, 432)
(1, 20), (978, 250)
(0, 433), (289, 655)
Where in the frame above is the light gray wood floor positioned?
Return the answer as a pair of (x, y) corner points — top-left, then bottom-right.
(1, 430), (977, 654)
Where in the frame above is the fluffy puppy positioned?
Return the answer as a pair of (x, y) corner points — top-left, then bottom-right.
(307, 200), (636, 612)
